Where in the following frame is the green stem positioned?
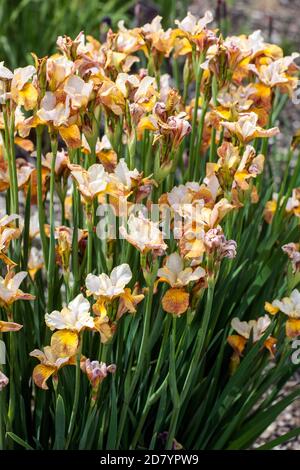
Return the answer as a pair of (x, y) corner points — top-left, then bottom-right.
(166, 316), (180, 449)
(86, 204), (94, 274)
(0, 386), (5, 449)
(183, 58), (190, 105)
(193, 98), (209, 181)
(3, 109), (19, 216)
(180, 277), (215, 404)
(7, 330), (16, 433)
(2, 109), (16, 216)
(65, 340), (82, 449)
(63, 272), (71, 303)
(36, 126), (49, 268)
(277, 150), (300, 221)
(207, 76), (218, 166)
(117, 262), (157, 448)
(9, 114), (18, 215)
(130, 316), (171, 448)
(187, 52), (205, 180)
(71, 150), (80, 297)
(272, 147), (293, 230)
(47, 136), (57, 312)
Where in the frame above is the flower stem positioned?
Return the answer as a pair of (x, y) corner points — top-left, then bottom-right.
(47, 136), (57, 312)
(7, 331), (16, 433)
(208, 76), (218, 164)
(66, 340), (82, 449)
(2, 108), (18, 224)
(0, 385), (5, 449)
(166, 316), (180, 449)
(9, 121), (18, 212)
(130, 315), (171, 449)
(86, 203), (94, 274)
(180, 277), (215, 405)
(117, 260), (158, 448)
(187, 52), (205, 181)
(193, 98), (208, 181)
(36, 126), (49, 268)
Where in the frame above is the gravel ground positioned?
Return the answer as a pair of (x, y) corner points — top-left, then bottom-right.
(253, 377), (300, 449)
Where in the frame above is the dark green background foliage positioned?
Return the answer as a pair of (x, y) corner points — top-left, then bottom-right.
(0, 0), (192, 68)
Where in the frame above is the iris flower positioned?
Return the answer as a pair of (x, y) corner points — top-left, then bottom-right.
(30, 345), (75, 390)
(266, 289), (300, 338)
(45, 294), (94, 357)
(0, 270), (34, 308)
(221, 112), (279, 143)
(86, 263), (132, 300)
(69, 163), (108, 203)
(81, 357), (116, 390)
(228, 315), (276, 357)
(119, 212), (167, 256)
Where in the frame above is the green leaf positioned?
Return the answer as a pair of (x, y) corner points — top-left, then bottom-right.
(6, 432), (34, 450)
(53, 395), (65, 450)
(227, 389), (300, 449)
(79, 406), (98, 450)
(107, 378), (118, 450)
(256, 426), (300, 450)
